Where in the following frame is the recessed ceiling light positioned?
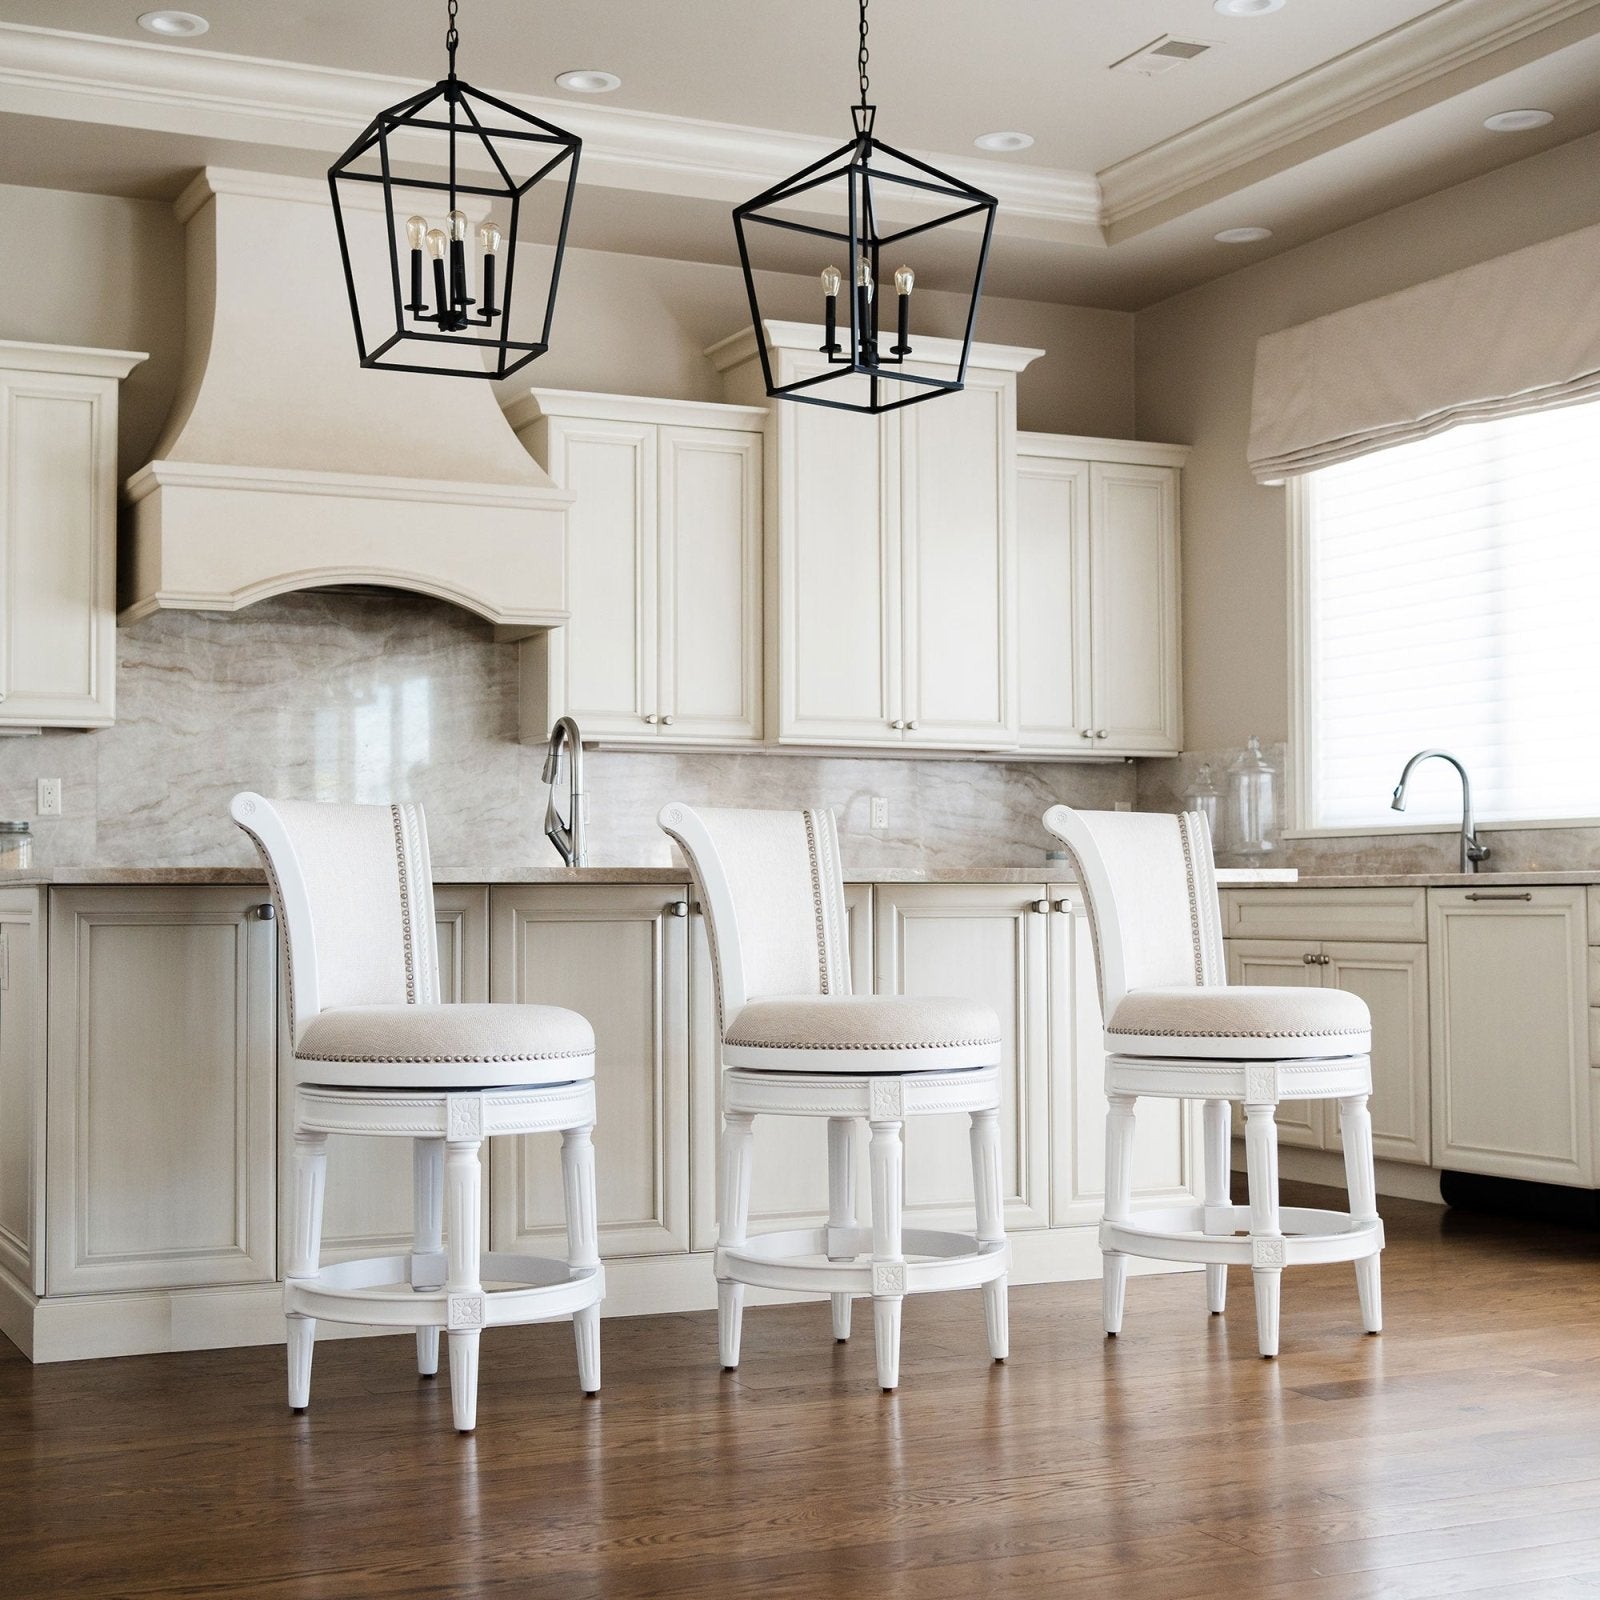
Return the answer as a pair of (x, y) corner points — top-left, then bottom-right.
(974, 131), (1035, 153)
(1215, 225), (1273, 244)
(1484, 108), (1554, 132)
(137, 10), (209, 36)
(555, 69), (621, 93)
(1214, 0), (1286, 14)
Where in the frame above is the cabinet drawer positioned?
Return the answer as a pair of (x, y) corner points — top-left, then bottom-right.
(1222, 888), (1426, 944)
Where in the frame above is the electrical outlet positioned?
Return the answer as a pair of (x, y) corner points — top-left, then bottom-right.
(1114, 800), (1133, 813)
(37, 778), (62, 817)
(870, 796), (890, 830)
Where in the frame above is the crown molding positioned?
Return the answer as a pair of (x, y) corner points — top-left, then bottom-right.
(1099, 0), (1600, 235)
(0, 23), (1101, 239)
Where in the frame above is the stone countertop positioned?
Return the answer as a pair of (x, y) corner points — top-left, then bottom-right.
(1236, 870), (1600, 890)
(0, 864), (1300, 888)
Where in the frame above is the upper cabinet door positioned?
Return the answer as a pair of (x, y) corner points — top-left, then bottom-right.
(898, 370), (1018, 749)
(776, 364), (902, 745)
(1088, 461), (1181, 754)
(1016, 454), (1092, 753)
(545, 418), (659, 739)
(658, 425), (762, 744)
(0, 349), (141, 729)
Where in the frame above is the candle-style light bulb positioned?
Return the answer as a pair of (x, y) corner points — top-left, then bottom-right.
(424, 227), (448, 260)
(820, 264), (843, 356)
(446, 210), (469, 319)
(854, 253), (877, 366)
(425, 228), (451, 327)
(892, 264), (914, 358)
(406, 215), (429, 251)
(856, 253), (875, 301)
(405, 216), (429, 316)
(477, 219), (502, 323)
(448, 209), (468, 242)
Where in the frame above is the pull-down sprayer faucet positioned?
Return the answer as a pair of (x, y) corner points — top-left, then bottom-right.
(542, 716), (587, 868)
(1389, 749), (1489, 874)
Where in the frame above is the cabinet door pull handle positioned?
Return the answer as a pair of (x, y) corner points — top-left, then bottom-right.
(256, 903), (276, 921)
(1464, 891), (1532, 902)
(669, 901), (689, 918)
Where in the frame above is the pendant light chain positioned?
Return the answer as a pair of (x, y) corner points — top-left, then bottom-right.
(856, 0), (870, 107)
(445, 0), (460, 75)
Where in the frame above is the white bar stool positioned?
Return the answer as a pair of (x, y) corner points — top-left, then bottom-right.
(1043, 804), (1383, 1358)
(232, 792), (604, 1432)
(660, 803), (1010, 1393)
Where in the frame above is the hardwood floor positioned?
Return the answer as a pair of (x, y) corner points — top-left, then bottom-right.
(5, 1183), (1600, 1599)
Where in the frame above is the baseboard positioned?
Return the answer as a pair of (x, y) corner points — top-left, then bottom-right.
(8, 1224), (1191, 1364)
(1234, 1140), (1444, 1205)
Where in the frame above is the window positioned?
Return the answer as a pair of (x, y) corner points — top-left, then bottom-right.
(1296, 398), (1600, 831)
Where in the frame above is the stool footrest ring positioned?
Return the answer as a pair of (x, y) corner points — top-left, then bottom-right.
(1100, 1205), (1383, 1268)
(716, 1226), (1009, 1297)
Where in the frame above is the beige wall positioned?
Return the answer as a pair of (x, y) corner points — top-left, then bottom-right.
(0, 180), (1134, 483)
(1135, 127), (1600, 752)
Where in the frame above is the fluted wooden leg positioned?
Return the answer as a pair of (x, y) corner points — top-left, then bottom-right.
(1103, 1093), (1137, 1336)
(827, 1116), (857, 1341)
(717, 1107), (755, 1370)
(445, 1135), (484, 1432)
(1202, 1098), (1231, 1315)
(285, 1125), (327, 1413)
(969, 1106), (1008, 1362)
(1339, 1094), (1384, 1334)
(562, 1124), (602, 1393)
(412, 1136), (444, 1378)
(1245, 1102), (1283, 1358)
(869, 1117), (905, 1393)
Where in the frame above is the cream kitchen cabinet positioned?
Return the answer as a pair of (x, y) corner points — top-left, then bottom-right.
(296, 888), (490, 1266)
(0, 888), (45, 1300)
(489, 882), (693, 1258)
(1429, 886), (1591, 1186)
(713, 323), (1040, 751)
(1015, 436), (1185, 757)
(0, 341), (144, 730)
(506, 390), (765, 747)
(45, 887), (278, 1296)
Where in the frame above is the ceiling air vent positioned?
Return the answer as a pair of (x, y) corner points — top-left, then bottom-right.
(1110, 36), (1216, 76)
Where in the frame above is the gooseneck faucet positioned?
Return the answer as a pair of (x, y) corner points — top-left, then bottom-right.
(1390, 749), (1489, 874)
(542, 716), (587, 868)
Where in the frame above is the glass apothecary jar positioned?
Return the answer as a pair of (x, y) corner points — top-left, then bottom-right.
(0, 820), (32, 870)
(1228, 736), (1278, 857)
(1182, 762), (1224, 851)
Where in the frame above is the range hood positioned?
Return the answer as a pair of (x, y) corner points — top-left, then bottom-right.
(122, 168), (571, 637)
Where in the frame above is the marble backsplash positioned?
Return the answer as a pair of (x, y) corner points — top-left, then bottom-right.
(0, 591), (1136, 874)
(1139, 747), (1600, 874)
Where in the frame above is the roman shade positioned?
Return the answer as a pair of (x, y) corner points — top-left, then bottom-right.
(1248, 221), (1600, 483)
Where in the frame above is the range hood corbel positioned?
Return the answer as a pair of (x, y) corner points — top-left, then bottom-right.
(122, 168), (572, 638)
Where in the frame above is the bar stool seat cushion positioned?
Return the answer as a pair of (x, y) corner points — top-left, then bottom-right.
(725, 994), (1002, 1071)
(296, 1003), (596, 1089)
(1107, 985), (1371, 1061)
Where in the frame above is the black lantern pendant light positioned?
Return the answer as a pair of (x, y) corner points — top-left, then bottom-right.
(328, 0), (581, 380)
(732, 0), (998, 414)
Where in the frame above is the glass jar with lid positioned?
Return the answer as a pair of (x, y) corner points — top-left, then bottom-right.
(1227, 736), (1279, 857)
(1182, 762), (1225, 851)
(0, 820), (32, 870)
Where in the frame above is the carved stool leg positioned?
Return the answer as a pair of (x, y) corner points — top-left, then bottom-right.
(286, 1125), (327, 1413)
(970, 1106), (1008, 1362)
(1103, 1093), (1137, 1336)
(1202, 1098), (1232, 1315)
(412, 1137), (444, 1378)
(826, 1116), (857, 1342)
(1339, 1094), (1383, 1334)
(444, 1133), (485, 1432)
(1244, 1101), (1284, 1359)
(717, 1107), (755, 1371)
(869, 1116), (906, 1393)
(562, 1124), (602, 1393)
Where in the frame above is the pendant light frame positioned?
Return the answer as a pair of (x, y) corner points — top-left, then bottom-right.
(328, 0), (581, 381)
(732, 0), (998, 415)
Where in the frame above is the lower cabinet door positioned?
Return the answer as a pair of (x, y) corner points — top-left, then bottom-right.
(687, 885), (874, 1252)
(1224, 940), (1326, 1149)
(296, 887), (490, 1266)
(1050, 893), (1194, 1226)
(46, 887), (278, 1294)
(1430, 887), (1591, 1185)
(1322, 940), (1430, 1166)
(874, 884), (1051, 1232)
(489, 883), (691, 1257)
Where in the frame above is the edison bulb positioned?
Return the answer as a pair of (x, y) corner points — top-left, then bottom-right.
(856, 254), (874, 299)
(406, 215), (428, 251)
(424, 227), (448, 260)
(894, 265), (915, 295)
(448, 209), (467, 243)
(820, 264), (842, 297)
(477, 219), (503, 255)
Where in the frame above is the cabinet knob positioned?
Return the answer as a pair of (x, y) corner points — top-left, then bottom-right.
(1081, 728), (1094, 740)
(906, 720), (919, 731)
(661, 715), (675, 726)
(1096, 729), (1110, 740)
(890, 719), (905, 730)
(1302, 951), (1316, 964)
(1052, 898), (1073, 914)
(256, 903), (276, 921)
(1030, 898), (1050, 915)
(669, 900), (689, 918)
(643, 713), (658, 725)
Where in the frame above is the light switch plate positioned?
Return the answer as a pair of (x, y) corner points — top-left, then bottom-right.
(37, 778), (62, 817)
(870, 797), (890, 830)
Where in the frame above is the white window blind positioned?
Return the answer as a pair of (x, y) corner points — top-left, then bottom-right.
(1304, 398), (1600, 830)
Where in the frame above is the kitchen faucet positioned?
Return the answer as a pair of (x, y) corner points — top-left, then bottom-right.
(542, 715), (587, 868)
(1389, 748), (1489, 873)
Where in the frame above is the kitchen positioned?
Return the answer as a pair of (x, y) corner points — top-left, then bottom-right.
(3, 2), (1600, 1595)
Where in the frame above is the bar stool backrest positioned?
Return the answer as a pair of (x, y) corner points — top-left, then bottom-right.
(659, 804), (850, 1034)
(1043, 805), (1224, 1017)
(230, 792), (440, 1045)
